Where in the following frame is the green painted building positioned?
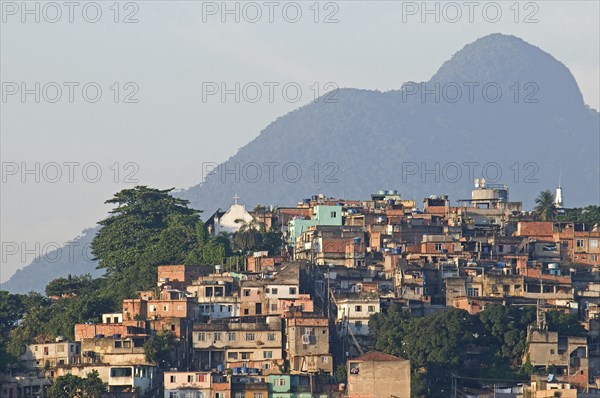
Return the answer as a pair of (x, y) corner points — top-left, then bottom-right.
(288, 205), (343, 246)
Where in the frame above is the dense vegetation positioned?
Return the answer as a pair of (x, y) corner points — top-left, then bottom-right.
(369, 304), (585, 398)
(46, 371), (106, 398)
(0, 186), (281, 367)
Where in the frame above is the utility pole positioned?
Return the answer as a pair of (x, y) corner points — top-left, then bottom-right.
(451, 373), (457, 398)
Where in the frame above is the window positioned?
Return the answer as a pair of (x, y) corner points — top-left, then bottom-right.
(367, 305), (375, 312)
(150, 305), (156, 312)
(576, 239), (584, 248)
(322, 356), (329, 363)
(177, 304), (183, 311)
(123, 340), (131, 348)
(245, 333), (255, 341)
(169, 392), (178, 398)
(354, 305), (362, 312)
(187, 375), (193, 383)
(228, 332), (236, 341)
(197, 332), (206, 342)
(214, 332), (221, 342)
(111, 368), (132, 377)
(114, 341), (122, 348)
(435, 243), (443, 251)
(289, 287), (297, 295)
(592, 255), (598, 261)
(271, 304), (278, 311)
(185, 393), (195, 398)
(163, 305), (169, 311)
(170, 375), (176, 383)
(220, 305), (225, 312)
(591, 240), (598, 248)
(243, 289), (251, 297)
(267, 333), (276, 341)
(254, 394), (263, 398)
(244, 309), (249, 315)
(550, 349), (555, 355)
(171, 325), (176, 332)
(216, 394), (224, 398)
(303, 327), (315, 336)
(241, 352), (251, 360)
(271, 288), (278, 294)
(228, 305), (232, 312)
(57, 345), (64, 352)
(228, 352), (239, 360)
(273, 378), (286, 387)
(206, 287), (213, 297)
(235, 393), (244, 398)
(197, 374), (206, 383)
(331, 211), (337, 218)
(467, 288), (480, 296)
(263, 351), (273, 359)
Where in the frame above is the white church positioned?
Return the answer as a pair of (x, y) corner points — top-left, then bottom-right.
(210, 195), (255, 236)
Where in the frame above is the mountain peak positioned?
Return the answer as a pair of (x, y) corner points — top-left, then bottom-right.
(429, 33), (584, 111)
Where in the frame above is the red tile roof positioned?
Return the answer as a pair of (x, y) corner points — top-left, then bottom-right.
(351, 351), (402, 362)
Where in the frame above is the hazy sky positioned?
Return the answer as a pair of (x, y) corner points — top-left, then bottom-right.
(1, 0), (599, 283)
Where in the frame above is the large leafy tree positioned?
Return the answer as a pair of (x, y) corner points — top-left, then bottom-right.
(0, 291), (23, 366)
(47, 370), (106, 398)
(546, 310), (587, 336)
(533, 190), (558, 221)
(91, 186), (203, 297)
(478, 305), (536, 374)
(369, 306), (538, 397)
(558, 205), (600, 224)
(45, 274), (93, 297)
(144, 330), (177, 369)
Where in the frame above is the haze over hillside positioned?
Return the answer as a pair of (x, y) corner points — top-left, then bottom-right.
(2, 33), (598, 294)
(180, 33), (598, 215)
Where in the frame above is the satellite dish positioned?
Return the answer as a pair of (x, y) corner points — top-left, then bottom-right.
(481, 178), (486, 188)
(474, 178), (480, 188)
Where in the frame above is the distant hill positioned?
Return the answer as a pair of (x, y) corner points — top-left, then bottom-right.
(179, 33), (598, 214)
(0, 228), (103, 294)
(2, 33), (598, 294)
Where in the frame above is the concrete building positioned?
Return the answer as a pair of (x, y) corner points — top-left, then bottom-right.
(163, 371), (212, 398)
(21, 340), (80, 370)
(335, 294), (380, 337)
(526, 328), (589, 388)
(192, 317), (283, 374)
(347, 351), (410, 398)
(285, 315), (333, 375)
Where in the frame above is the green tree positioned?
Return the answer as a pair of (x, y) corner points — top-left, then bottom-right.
(369, 303), (411, 357)
(144, 330), (176, 369)
(47, 370), (106, 398)
(232, 218), (263, 253)
(91, 186), (202, 298)
(335, 363), (347, 383)
(45, 274), (93, 297)
(546, 311), (587, 336)
(557, 205), (600, 224)
(534, 190), (558, 221)
(0, 291), (23, 367)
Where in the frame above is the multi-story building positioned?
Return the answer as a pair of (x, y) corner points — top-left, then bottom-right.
(346, 351), (410, 398)
(192, 317), (284, 374)
(21, 340), (81, 370)
(163, 371), (212, 398)
(285, 315), (333, 375)
(335, 294), (380, 337)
